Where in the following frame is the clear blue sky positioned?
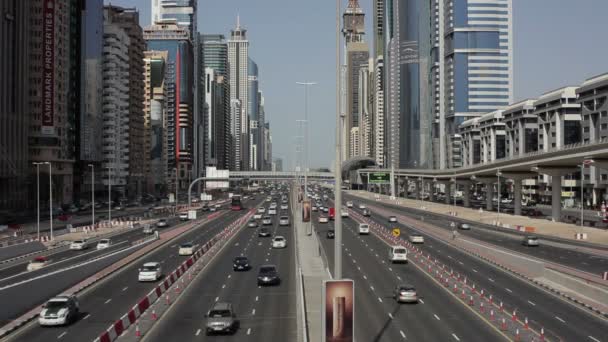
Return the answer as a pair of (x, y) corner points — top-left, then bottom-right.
(105, 0), (608, 170)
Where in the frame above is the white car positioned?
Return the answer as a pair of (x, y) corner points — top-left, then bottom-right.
(156, 219), (168, 227)
(143, 224), (156, 234)
(253, 213), (263, 220)
(279, 216), (290, 226)
(38, 295), (79, 326)
(312, 206), (318, 212)
(262, 216), (273, 225)
(341, 210), (349, 218)
(389, 246), (408, 263)
(27, 256), (49, 271)
(138, 262), (162, 282)
(280, 204), (288, 210)
(358, 204), (366, 210)
(318, 216), (329, 223)
(358, 223), (370, 235)
(388, 216), (398, 223)
(96, 238), (112, 250)
(257, 207), (266, 214)
(409, 234), (424, 244)
(179, 242), (195, 255)
(272, 236), (287, 249)
(346, 201), (354, 208)
(268, 208), (277, 215)
(179, 212), (189, 221)
(69, 240), (88, 250)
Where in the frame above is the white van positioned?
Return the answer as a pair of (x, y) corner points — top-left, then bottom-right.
(389, 246), (408, 263)
(358, 223), (370, 235)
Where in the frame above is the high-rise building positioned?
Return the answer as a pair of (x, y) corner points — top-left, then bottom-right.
(144, 23), (194, 194)
(228, 16), (250, 170)
(258, 92), (269, 170)
(373, 56), (385, 167)
(431, 0), (513, 169)
(104, 6), (145, 199)
(272, 158), (283, 172)
(350, 127), (361, 157)
(143, 51), (169, 196)
(201, 34), (228, 76)
(0, 1), (30, 212)
(204, 68), (231, 170)
(358, 61), (373, 158)
(373, 0), (384, 58)
(229, 99), (243, 170)
(151, 0), (196, 37)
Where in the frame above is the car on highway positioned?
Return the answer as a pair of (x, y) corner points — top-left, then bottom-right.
(358, 223), (370, 235)
(459, 223), (471, 230)
(138, 262), (162, 282)
(318, 216), (329, 223)
(69, 239), (88, 250)
(393, 285), (418, 303)
(262, 216), (272, 225)
(346, 201), (354, 208)
(210, 206), (217, 212)
(257, 265), (280, 286)
(38, 295), (80, 326)
(96, 238), (112, 250)
(522, 235), (540, 247)
(257, 207), (266, 214)
(362, 209), (371, 217)
(279, 216), (290, 226)
(388, 216), (398, 223)
(268, 208), (277, 215)
(156, 219), (169, 228)
(272, 236), (287, 248)
(280, 204), (288, 210)
(233, 256), (251, 271)
(178, 242), (195, 256)
(358, 203), (366, 210)
(258, 227), (271, 237)
(312, 205), (318, 212)
(409, 233), (424, 244)
(323, 207), (329, 213)
(253, 212), (263, 219)
(205, 302), (239, 335)
(389, 246), (408, 263)
(248, 220), (259, 228)
(143, 224), (156, 234)
(27, 256), (49, 271)
(179, 212), (189, 221)
(341, 209), (349, 218)
(326, 229), (335, 239)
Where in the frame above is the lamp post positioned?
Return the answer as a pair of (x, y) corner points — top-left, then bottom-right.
(581, 159), (594, 230)
(333, 0), (343, 279)
(296, 81), (317, 201)
(88, 164), (95, 228)
(497, 170), (502, 224)
(44, 162), (53, 240)
(107, 166), (112, 224)
(174, 167), (178, 215)
(33, 162), (43, 240)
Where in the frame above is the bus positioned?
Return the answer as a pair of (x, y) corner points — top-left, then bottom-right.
(231, 195), (243, 211)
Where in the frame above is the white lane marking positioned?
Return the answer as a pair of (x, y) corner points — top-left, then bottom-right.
(488, 278), (495, 283)
(247, 328), (252, 335)
(447, 255), (453, 259)
(215, 297), (219, 302)
(472, 269), (478, 273)
(57, 331), (67, 339)
(83, 314), (91, 320)
(222, 284), (226, 289)
(252, 309), (256, 315)
(255, 296), (259, 302)
(104, 299), (112, 304)
(122, 287), (128, 291)
(452, 333), (460, 341)
(434, 314), (440, 320)
(458, 261), (464, 265)
(195, 329), (201, 336)
(505, 288), (513, 293)
(388, 267), (393, 271)
(588, 336), (600, 342)
(388, 313), (394, 319)
(363, 275), (367, 280)
(397, 276), (402, 280)
(227, 275), (231, 279)
(528, 300), (536, 306)
(418, 299), (425, 304)
(370, 286), (375, 291)
(400, 330), (406, 338)
(555, 316), (565, 323)
(378, 297), (383, 303)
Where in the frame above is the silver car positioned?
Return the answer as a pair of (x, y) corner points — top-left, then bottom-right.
(394, 285), (418, 303)
(205, 302), (238, 335)
(522, 235), (539, 246)
(279, 216), (290, 226)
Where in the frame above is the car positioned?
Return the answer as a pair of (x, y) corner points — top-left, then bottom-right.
(362, 209), (371, 217)
(233, 256), (251, 271)
(179, 242), (195, 256)
(215, 204), (221, 209)
(358, 223), (370, 235)
(394, 285), (418, 303)
(409, 233), (424, 244)
(272, 236), (287, 248)
(96, 238), (112, 250)
(326, 230), (335, 239)
(156, 219), (168, 228)
(341, 210), (349, 218)
(69, 239), (88, 250)
(459, 223), (471, 230)
(114, 206), (124, 211)
(522, 235), (540, 247)
(358, 204), (366, 210)
(318, 216), (329, 223)
(201, 204), (209, 211)
(205, 302), (239, 335)
(280, 204), (288, 210)
(346, 201), (354, 208)
(210, 207), (217, 212)
(262, 216), (272, 225)
(138, 262), (162, 282)
(179, 212), (189, 221)
(258, 227), (271, 237)
(38, 295), (79, 326)
(143, 224), (156, 234)
(257, 207), (266, 214)
(268, 208), (277, 216)
(248, 220), (259, 228)
(389, 246), (408, 263)
(323, 207), (329, 213)
(312, 206), (318, 212)
(388, 216), (398, 223)
(253, 213), (262, 220)
(257, 265), (281, 286)
(279, 216), (290, 226)
(27, 256), (49, 271)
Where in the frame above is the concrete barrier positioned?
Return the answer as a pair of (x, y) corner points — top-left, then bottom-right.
(0, 241), (46, 262)
(541, 268), (608, 307)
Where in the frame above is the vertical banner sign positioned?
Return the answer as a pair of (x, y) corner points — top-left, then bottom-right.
(42, 0), (55, 135)
(175, 49), (181, 162)
(302, 200), (311, 222)
(322, 279), (354, 342)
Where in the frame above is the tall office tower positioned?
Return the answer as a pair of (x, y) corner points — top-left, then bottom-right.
(343, 0), (369, 160)
(431, 0), (513, 169)
(258, 92), (268, 170)
(358, 61), (373, 158)
(104, 6), (145, 199)
(28, 0), (74, 206)
(384, 0), (431, 169)
(272, 158), (283, 172)
(373, 0), (384, 57)
(143, 51), (169, 196)
(202, 34), (228, 76)
(265, 122), (273, 170)
(0, 1), (30, 212)
(229, 99), (243, 170)
(204, 68), (231, 169)
(151, 0), (196, 37)
(228, 16), (250, 170)
(374, 56), (385, 167)
(248, 58), (260, 170)
(144, 23), (194, 195)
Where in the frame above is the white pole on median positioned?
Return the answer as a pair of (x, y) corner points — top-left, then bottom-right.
(44, 162), (53, 240)
(33, 162), (42, 240)
(334, 0), (343, 280)
(89, 164), (95, 228)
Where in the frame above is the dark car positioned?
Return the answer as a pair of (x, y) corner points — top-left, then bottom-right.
(257, 265), (280, 286)
(233, 256), (251, 271)
(258, 227), (271, 237)
(326, 230), (335, 239)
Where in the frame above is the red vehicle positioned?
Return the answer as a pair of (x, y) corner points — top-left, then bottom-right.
(231, 195), (243, 211)
(329, 207), (335, 221)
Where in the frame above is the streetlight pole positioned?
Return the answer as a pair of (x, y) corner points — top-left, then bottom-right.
(107, 166), (112, 224)
(580, 159), (594, 230)
(296, 81), (317, 201)
(334, 0), (343, 280)
(497, 170), (502, 224)
(44, 162), (53, 240)
(89, 164), (95, 228)
(33, 162), (42, 240)
(174, 167), (178, 214)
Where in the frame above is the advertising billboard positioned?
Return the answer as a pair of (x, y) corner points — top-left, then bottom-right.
(323, 279), (354, 342)
(368, 172), (390, 184)
(302, 200), (311, 222)
(41, 0), (55, 135)
(206, 167), (229, 189)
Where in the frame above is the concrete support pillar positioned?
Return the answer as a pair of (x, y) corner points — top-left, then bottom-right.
(429, 182), (436, 202)
(513, 178), (522, 216)
(485, 183), (494, 211)
(444, 183), (451, 205)
(551, 175), (561, 221)
(461, 182), (471, 208)
(415, 180), (421, 200)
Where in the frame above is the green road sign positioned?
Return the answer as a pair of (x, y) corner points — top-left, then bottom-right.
(368, 172), (390, 184)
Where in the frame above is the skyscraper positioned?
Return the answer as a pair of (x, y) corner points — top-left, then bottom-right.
(373, 0), (386, 167)
(151, 0), (196, 37)
(228, 16), (250, 171)
(201, 34), (228, 76)
(248, 58), (261, 170)
(204, 68), (231, 170)
(431, 0), (513, 169)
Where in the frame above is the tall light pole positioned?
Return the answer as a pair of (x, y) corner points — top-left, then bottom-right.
(107, 166), (112, 223)
(334, 0), (343, 279)
(174, 167), (178, 214)
(581, 159), (594, 230)
(296, 81), (317, 200)
(497, 170), (502, 224)
(44, 162), (53, 240)
(33, 162), (43, 240)
(88, 164), (95, 228)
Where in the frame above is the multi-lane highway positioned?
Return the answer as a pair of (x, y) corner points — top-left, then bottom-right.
(143, 199), (297, 341)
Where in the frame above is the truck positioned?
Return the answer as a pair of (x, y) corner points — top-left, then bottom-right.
(329, 207), (335, 221)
